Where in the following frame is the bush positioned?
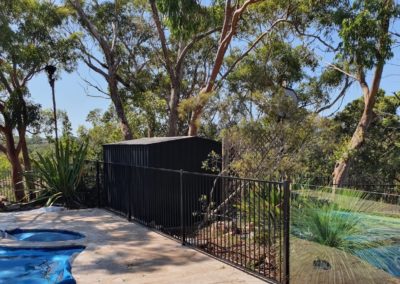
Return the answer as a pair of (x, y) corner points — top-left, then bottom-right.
(291, 188), (384, 253)
(29, 141), (88, 208)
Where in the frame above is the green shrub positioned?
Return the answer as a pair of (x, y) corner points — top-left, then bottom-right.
(29, 141), (88, 208)
(291, 189), (383, 253)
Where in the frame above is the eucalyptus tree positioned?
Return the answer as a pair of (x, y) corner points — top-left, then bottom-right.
(212, 35), (339, 178)
(159, 0), (306, 136)
(334, 92), (400, 186)
(305, 0), (399, 186)
(148, 0), (221, 136)
(0, 0), (77, 200)
(68, 0), (154, 140)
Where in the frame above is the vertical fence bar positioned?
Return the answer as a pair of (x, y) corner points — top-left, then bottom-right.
(96, 160), (100, 208)
(127, 165), (132, 221)
(282, 180), (290, 284)
(180, 169), (185, 245)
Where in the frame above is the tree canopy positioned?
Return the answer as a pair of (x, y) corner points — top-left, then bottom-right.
(1, 0), (399, 198)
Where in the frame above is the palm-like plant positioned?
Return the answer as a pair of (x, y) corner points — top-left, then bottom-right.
(30, 141), (88, 208)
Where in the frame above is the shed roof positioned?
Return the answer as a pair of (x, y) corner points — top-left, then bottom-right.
(104, 136), (217, 146)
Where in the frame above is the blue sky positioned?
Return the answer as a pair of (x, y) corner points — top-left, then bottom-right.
(28, 63), (110, 133)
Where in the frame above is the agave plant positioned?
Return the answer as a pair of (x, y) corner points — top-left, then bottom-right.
(30, 141), (88, 208)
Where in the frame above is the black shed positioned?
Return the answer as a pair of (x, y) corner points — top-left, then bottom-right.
(102, 136), (222, 231)
(103, 136), (221, 172)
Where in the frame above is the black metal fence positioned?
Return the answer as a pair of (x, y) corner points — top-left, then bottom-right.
(84, 160), (290, 284)
(0, 172), (15, 202)
(291, 175), (399, 194)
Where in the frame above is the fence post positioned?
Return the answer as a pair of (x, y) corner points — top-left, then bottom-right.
(283, 180), (290, 284)
(127, 166), (132, 221)
(180, 169), (186, 245)
(96, 160), (100, 208)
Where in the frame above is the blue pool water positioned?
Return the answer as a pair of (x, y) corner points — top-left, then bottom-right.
(0, 246), (84, 284)
(6, 229), (84, 242)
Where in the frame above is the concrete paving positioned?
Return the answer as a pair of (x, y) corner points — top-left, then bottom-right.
(0, 208), (265, 284)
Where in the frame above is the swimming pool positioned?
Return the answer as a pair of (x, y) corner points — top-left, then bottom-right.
(5, 229), (85, 242)
(0, 246), (84, 284)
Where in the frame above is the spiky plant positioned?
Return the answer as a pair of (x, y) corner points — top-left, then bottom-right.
(291, 188), (384, 253)
(29, 141), (88, 208)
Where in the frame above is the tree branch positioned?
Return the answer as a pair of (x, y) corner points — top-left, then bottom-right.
(316, 77), (353, 113)
(217, 18), (289, 88)
(16, 139), (22, 155)
(326, 62), (359, 81)
(0, 71), (13, 94)
(149, 0), (176, 82)
(176, 27), (221, 74)
(82, 56), (108, 79)
(205, 0), (261, 91)
(290, 23), (340, 51)
(69, 0), (114, 67)
(0, 144), (6, 154)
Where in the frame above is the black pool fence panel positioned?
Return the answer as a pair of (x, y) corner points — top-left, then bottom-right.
(0, 172), (15, 202)
(84, 160), (290, 284)
(79, 161), (104, 207)
(291, 175), (399, 194)
(0, 171), (42, 203)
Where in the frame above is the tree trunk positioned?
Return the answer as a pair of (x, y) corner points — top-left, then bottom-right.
(108, 77), (133, 140)
(332, 101), (375, 186)
(188, 105), (203, 136)
(332, 1), (390, 187)
(167, 84), (180, 137)
(19, 129), (35, 200)
(332, 69), (380, 187)
(4, 129), (24, 201)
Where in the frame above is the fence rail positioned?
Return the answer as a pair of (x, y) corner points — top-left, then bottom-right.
(291, 175), (399, 194)
(84, 161), (290, 284)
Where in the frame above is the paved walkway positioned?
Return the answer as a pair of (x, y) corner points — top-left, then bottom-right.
(0, 208), (265, 284)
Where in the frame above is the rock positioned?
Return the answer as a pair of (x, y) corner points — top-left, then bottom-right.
(313, 258), (331, 270)
(0, 195), (7, 202)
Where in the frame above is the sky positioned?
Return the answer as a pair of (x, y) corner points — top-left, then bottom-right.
(28, 63), (110, 133)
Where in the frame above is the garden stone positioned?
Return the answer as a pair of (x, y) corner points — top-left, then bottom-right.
(313, 258), (331, 270)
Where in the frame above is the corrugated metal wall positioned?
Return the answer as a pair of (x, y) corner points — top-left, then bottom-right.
(102, 137), (222, 228)
(103, 137), (221, 173)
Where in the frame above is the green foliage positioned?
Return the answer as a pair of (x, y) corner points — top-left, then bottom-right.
(30, 140), (88, 208)
(77, 109), (123, 160)
(0, 154), (11, 178)
(334, 92), (400, 185)
(201, 151), (221, 173)
(0, 0), (78, 73)
(339, 0), (398, 69)
(291, 189), (383, 253)
(156, 0), (220, 39)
